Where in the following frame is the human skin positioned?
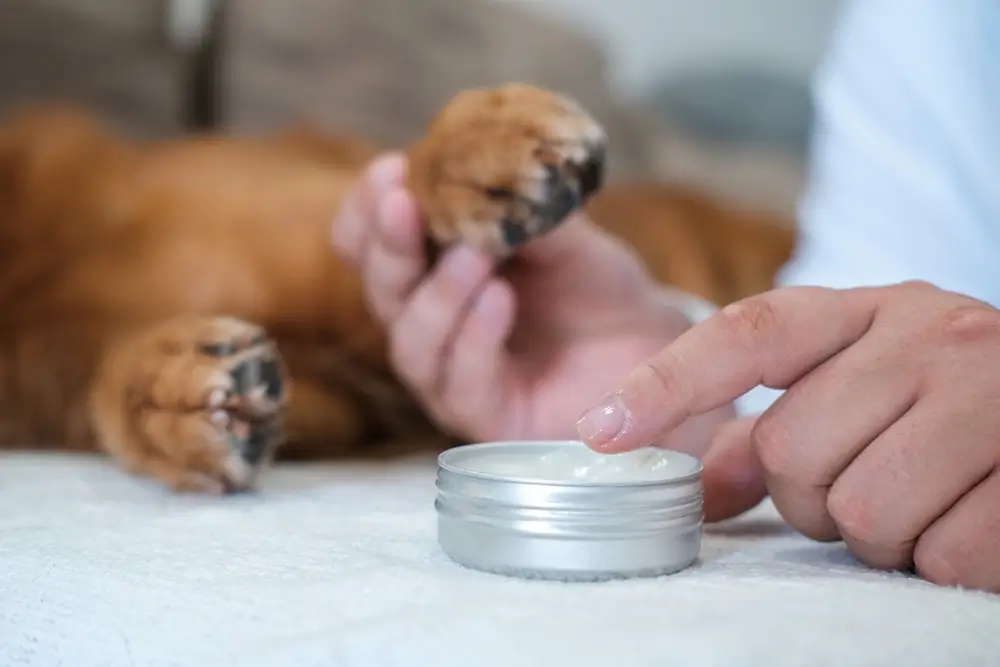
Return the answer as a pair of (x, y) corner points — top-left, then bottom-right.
(332, 154), (736, 460)
(577, 281), (1000, 594)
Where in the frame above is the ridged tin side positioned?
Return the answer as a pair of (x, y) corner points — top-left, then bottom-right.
(435, 441), (704, 582)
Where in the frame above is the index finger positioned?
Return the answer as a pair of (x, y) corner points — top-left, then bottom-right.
(576, 285), (880, 452)
(331, 152), (407, 262)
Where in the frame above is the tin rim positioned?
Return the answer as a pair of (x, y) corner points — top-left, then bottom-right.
(437, 440), (704, 488)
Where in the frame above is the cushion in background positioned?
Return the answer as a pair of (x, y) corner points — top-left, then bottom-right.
(0, 0), (807, 214)
(215, 0), (659, 179)
(647, 66), (814, 155)
(0, 0), (190, 138)
(639, 66), (812, 217)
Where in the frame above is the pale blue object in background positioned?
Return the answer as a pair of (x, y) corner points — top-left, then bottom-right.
(736, 0), (1000, 418)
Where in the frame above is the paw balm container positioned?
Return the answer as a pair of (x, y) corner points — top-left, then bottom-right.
(434, 440), (703, 581)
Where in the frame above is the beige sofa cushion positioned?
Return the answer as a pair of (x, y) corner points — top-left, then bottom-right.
(0, 0), (189, 137)
(216, 0), (657, 178)
(0, 0), (803, 214)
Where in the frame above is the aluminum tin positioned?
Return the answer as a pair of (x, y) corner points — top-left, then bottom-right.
(435, 440), (703, 582)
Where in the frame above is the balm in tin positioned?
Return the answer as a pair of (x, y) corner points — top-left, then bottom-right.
(434, 440), (703, 582)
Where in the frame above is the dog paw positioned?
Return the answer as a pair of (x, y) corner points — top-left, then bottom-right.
(408, 83), (607, 258)
(91, 316), (287, 494)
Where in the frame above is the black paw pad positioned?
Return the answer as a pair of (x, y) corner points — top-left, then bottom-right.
(497, 167), (583, 249)
(230, 358), (256, 393)
(501, 217), (533, 247)
(537, 167), (582, 231)
(240, 418), (281, 466)
(577, 148), (606, 199)
(260, 358), (284, 401)
(200, 341), (237, 357)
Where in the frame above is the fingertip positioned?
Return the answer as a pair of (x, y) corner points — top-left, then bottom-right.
(576, 358), (689, 454)
(472, 279), (515, 332)
(576, 394), (635, 453)
(333, 152), (408, 258)
(367, 152), (407, 195)
(579, 348), (694, 454)
(377, 187), (424, 257)
(331, 193), (362, 261)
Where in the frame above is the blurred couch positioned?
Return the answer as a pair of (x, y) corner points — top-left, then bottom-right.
(0, 0), (191, 138)
(0, 0), (806, 216)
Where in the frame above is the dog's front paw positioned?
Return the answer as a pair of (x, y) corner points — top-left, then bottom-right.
(90, 316), (287, 494)
(408, 83), (607, 258)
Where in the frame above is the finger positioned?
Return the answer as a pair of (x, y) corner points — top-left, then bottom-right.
(825, 392), (999, 572)
(914, 467), (1000, 594)
(750, 333), (918, 542)
(701, 416), (768, 523)
(576, 285), (880, 453)
(331, 152), (406, 263)
(361, 187), (428, 324)
(435, 279), (516, 436)
(389, 245), (493, 395)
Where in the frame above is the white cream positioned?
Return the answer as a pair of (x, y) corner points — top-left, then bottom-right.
(455, 441), (691, 484)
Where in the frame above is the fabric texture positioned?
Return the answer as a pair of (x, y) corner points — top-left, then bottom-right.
(216, 0), (657, 179)
(0, 0), (190, 138)
(645, 67), (814, 156)
(734, 0), (1000, 418)
(785, 0), (1000, 299)
(2, 451), (999, 667)
(0, 0), (808, 216)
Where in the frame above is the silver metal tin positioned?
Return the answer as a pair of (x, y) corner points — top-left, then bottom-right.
(435, 440), (703, 582)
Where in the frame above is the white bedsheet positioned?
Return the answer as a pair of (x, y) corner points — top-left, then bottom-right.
(2, 451), (999, 667)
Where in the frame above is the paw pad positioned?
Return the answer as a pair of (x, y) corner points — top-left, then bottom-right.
(408, 83), (608, 257)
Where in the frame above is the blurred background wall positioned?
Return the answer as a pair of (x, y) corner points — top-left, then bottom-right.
(500, 0), (843, 214)
(494, 0), (841, 98)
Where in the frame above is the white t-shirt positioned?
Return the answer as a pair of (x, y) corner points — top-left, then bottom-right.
(731, 0), (1000, 417)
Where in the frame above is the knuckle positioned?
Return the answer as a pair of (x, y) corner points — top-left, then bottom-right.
(635, 357), (687, 404)
(896, 279), (938, 294)
(925, 304), (1000, 347)
(826, 481), (880, 545)
(913, 537), (965, 588)
(749, 411), (799, 480)
(719, 297), (781, 352)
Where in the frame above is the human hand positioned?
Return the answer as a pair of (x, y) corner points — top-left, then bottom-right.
(332, 153), (734, 454)
(576, 280), (1000, 592)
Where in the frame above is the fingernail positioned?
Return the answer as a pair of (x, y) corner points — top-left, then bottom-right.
(369, 153), (405, 195)
(444, 246), (484, 283)
(576, 394), (628, 449)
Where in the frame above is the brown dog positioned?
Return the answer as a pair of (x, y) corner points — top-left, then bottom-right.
(0, 84), (795, 493)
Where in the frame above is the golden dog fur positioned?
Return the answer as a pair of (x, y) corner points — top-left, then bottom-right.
(0, 84), (795, 493)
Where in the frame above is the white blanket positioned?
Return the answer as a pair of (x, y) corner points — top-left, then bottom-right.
(2, 451), (999, 667)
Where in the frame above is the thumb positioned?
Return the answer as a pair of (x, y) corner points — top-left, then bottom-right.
(701, 416), (769, 523)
